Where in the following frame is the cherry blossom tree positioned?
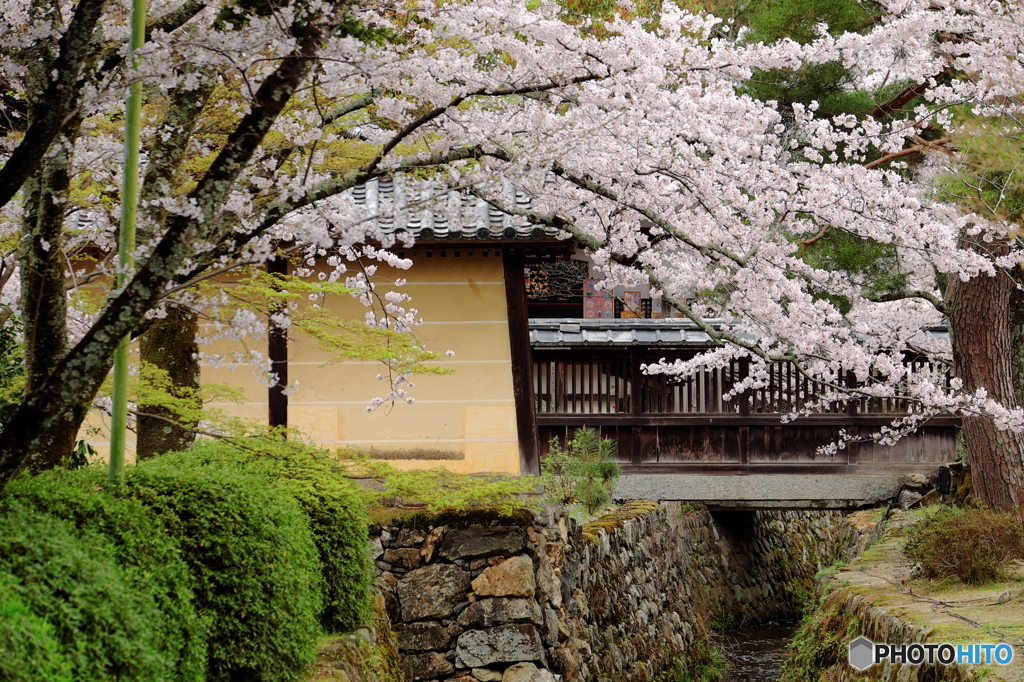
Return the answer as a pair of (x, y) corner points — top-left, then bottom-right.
(462, 0), (1024, 510)
(1, 0), (1023, 513)
(0, 0), (648, 482)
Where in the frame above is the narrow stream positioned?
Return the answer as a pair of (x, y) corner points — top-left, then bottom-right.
(721, 622), (798, 682)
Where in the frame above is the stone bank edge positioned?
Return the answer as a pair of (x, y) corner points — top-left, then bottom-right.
(371, 502), (864, 682)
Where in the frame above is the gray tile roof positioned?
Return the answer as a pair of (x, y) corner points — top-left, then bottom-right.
(529, 318), (724, 347)
(352, 178), (561, 241)
(530, 319), (951, 347)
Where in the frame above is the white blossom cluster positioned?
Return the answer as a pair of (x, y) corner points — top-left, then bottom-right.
(0, 0), (1022, 437)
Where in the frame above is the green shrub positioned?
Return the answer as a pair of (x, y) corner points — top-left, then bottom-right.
(125, 456), (323, 682)
(660, 638), (726, 682)
(903, 507), (1024, 583)
(542, 427), (621, 515)
(0, 503), (174, 680)
(0, 571), (72, 682)
(779, 591), (860, 682)
(339, 444), (540, 514)
(164, 438), (373, 632)
(4, 467), (207, 680)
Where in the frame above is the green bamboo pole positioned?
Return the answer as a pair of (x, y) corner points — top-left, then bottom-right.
(109, 0), (146, 484)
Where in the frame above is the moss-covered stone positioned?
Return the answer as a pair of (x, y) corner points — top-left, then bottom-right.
(306, 593), (402, 682)
(370, 506), (536, 530)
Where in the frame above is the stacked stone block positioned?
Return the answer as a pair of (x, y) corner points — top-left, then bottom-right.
(372, 517), (564, 682)
(371, 505), (863, 682)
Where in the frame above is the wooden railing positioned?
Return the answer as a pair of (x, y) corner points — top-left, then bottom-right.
(532, 349), (958, 470)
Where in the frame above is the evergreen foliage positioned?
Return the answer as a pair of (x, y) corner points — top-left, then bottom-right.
(0, 571), (73, 682)
(935, 115), (1024, 224)
(738, 0), (887, 119)
(0, 319), (23, 429)
(542, 427), (621, 515)
(798, 230), (908, 313)
(732, 0), (916, 305)
(3, 468), (208, 680)
(0, 503), (175, 681)
(160, 438), (373, 632)
(121, 456), (323, 682)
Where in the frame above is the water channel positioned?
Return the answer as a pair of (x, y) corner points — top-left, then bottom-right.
(721, 622), (799, 682)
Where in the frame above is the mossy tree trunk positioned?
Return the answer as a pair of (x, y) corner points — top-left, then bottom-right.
(14, 15), (93, 470)
(18, 148), (92, 469)
(137, 309), (200, 458)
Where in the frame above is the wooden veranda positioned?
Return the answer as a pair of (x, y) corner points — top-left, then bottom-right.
(531, 348), (959, 475)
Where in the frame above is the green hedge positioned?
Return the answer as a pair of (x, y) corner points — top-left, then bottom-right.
(4, 468), (207, 680)
(0, 571), (72, 682)
(169, 438), (373, 631)
(0, 503), (175, 680)
(126, 456), (323, 682)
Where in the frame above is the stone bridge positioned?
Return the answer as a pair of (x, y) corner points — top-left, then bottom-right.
(613, 470), (943, 510)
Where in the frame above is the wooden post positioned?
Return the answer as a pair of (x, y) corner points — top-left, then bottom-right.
(502, 249), (540, 475)
(630, 349), (643, 464)
(738, 357), (750, 467)
(268, 256), (289, 429)
(846, 370), (860, 465)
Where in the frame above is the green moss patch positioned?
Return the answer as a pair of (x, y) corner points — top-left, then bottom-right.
(582, 500), (661, 543)
(370, 505), (536, 530)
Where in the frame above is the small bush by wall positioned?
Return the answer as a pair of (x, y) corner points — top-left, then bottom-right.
(0, 503), (175, 681)
(904, 507), (1024, 583)
(4, 467), (207, 680)
(126, 456), (323, 682)
(0, 571), (72, 682)
(779, 590), (861, 682)
(165, 438), (373, 631)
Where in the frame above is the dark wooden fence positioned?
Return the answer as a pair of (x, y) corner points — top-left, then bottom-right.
(533, 349), (958, 473)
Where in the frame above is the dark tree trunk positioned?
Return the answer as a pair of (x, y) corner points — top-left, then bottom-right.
(947, 239), (1024, 512)
(1010, 272), (1024, 407)
(18, 123), (88, 469)
(268, 256), (289, 429)
(0, 9), (335, 489)
(137, 308), (200, 458)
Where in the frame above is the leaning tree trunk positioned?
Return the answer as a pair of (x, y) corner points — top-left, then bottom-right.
(947, 240), (1024, 512)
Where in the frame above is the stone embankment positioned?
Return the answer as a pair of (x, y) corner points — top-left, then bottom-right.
(371, 503), (865, 682)
(782, 508), (1024, 682)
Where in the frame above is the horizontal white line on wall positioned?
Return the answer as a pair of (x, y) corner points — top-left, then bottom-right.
(205, 399), (515, 406)
(396, 281), (504, 286)
(258, 359), (509, 366)
(343, 438), (517, 444)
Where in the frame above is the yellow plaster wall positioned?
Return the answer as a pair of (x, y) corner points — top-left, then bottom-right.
(201, 248), (523, 475)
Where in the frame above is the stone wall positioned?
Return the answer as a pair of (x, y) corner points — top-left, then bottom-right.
(782, 508), (1014, 682)
(371, 504), (860, 682)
